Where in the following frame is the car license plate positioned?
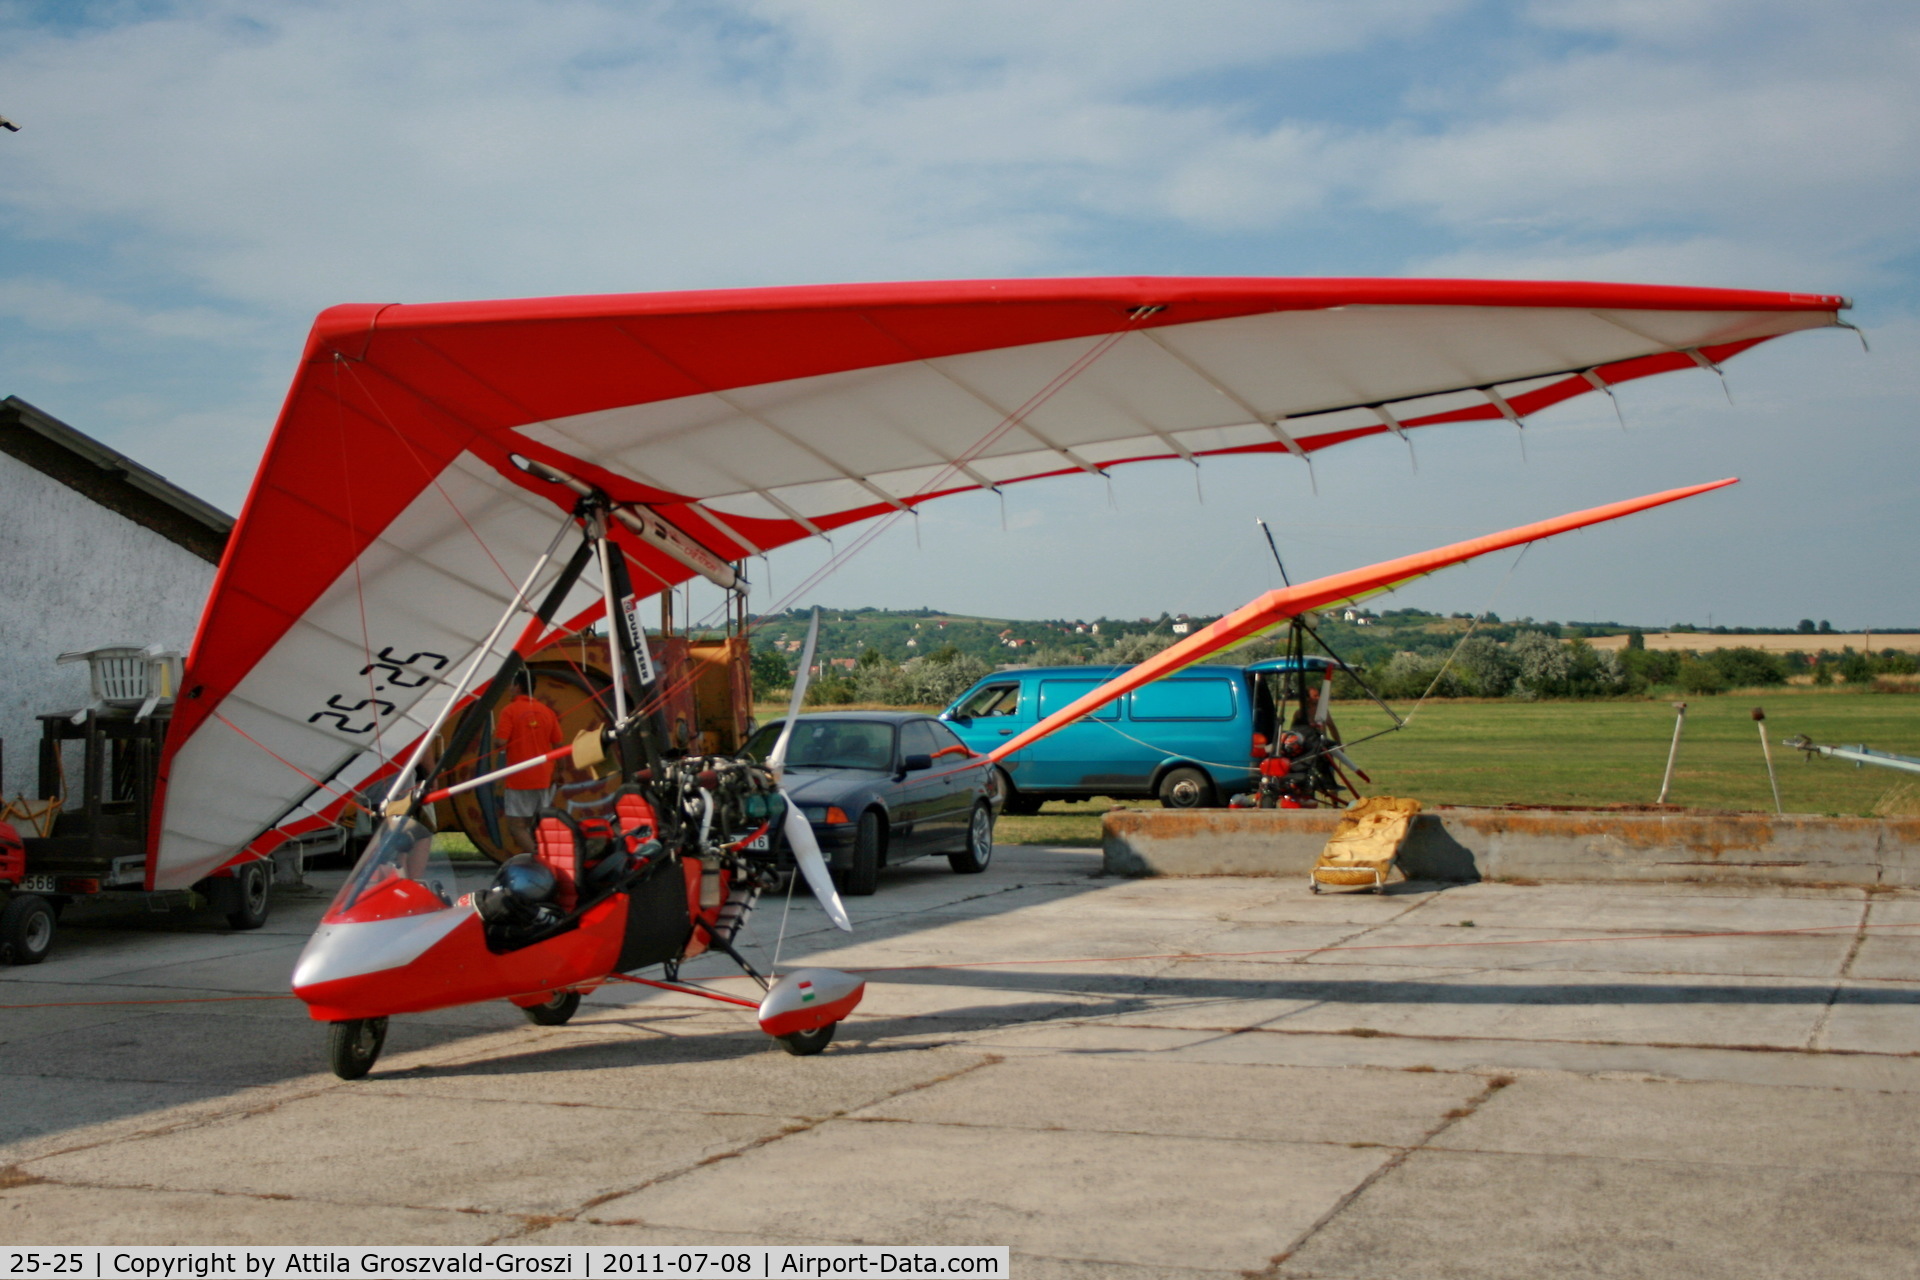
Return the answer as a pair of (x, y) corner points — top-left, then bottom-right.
(747, 833), (771, 851)
(19, 874), (55, 894)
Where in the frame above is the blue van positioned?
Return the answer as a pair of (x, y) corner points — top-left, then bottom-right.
(939, 658), (1337, 812)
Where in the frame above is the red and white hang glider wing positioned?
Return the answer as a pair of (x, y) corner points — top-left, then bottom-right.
(987, 477), (1739, 764)
(152, 276), (1847, 889)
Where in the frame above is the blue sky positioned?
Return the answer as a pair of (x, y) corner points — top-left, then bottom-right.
(2, 0), (1914, 628)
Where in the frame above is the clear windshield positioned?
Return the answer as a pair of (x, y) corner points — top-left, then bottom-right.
(743, 719), (896, 771)
(327, 816), (468, 919)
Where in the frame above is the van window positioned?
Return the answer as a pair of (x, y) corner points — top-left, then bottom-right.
(1131, 678), (1235, 721)
(953, 683), (1020, 718)
(1037, 679), (1121, 721)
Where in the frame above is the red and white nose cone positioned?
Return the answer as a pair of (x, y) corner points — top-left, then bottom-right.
(292, 910), (467, 994)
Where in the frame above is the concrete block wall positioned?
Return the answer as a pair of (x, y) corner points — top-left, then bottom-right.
(1103, 806), (1920, 888)
(0, 451), (215, 801)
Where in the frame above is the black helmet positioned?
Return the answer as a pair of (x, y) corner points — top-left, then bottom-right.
(477, 854), (557, 925)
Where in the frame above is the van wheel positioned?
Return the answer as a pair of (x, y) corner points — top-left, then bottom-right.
(1158, 767), (1216, 809)
(997, 770), (1042, 816)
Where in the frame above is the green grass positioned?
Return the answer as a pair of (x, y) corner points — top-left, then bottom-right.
(993, 688), (1920, 845)
(1351, 687), (1919, 815)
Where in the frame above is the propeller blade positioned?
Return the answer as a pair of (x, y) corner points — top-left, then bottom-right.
(767, 606), (821, 776)
(780, 796), (851, 931)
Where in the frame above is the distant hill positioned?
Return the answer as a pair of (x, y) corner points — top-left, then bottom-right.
(743, 607), (1917, 673)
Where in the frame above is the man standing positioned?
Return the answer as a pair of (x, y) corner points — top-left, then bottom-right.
(497, 670), (565, 855)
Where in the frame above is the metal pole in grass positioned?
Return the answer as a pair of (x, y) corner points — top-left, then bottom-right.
(1658, 702), (1687, 805)
(1754, 706), (1783, 814)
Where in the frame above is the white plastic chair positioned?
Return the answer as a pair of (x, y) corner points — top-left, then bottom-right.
(56, 643), (183, 722)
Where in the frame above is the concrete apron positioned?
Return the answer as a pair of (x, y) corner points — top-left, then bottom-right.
(1105, 806), (1920, 887)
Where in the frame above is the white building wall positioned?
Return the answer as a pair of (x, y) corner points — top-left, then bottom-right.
(0, 450), (216, 801)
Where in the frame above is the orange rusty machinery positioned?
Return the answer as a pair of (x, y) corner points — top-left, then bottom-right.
(432, 591), (755, 863)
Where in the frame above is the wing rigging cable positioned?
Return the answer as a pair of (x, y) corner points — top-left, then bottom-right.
(150, 276), (1847, 890)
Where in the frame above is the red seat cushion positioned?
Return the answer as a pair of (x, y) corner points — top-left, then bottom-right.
(533, 818), (579, 911)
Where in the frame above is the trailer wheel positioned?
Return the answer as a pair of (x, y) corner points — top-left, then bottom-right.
(0, 894), (55, 965)
(223, 860), (272, 931)
(777, 1022), (837, 1056)
(328, 1017), (388, 1079)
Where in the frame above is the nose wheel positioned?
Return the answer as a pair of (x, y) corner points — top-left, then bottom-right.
(328, 1017), (389, 1080)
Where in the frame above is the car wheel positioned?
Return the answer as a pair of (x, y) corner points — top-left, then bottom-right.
(521, 990), (581, 1026)
(0, 894), (56, 965)
(949, 802), (994, 874)
(1158, 766), (1216, 810)
(224, 860), (272, 931)
(328, 1017), (388, 1080)
(837, 810), (882, 897)
(777, 1023), (836, 1056)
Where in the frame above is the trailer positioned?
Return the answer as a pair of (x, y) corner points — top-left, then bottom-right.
(0, 649), (343, 964)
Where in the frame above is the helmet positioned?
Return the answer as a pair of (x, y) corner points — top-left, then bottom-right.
(477, 854), (557, 926)
(1276, 730), (1308, 758)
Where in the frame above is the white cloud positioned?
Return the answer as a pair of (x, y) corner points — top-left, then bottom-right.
(0, 1), (1456, 314)
(0, 0), (1913, 623)
(1355, 2), (1920, 291)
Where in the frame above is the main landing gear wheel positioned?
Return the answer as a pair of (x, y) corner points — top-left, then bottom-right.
(328, 1017), (388, 1080)
(522, 990), (582, 1026)
(949, 802), (994, 874)
(0, 894), (55, 965)
(1158, 766), (1216, 810)
(777, 1023), (837, 1056)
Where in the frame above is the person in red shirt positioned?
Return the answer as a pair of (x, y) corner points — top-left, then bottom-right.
(496, 670), (565, 854)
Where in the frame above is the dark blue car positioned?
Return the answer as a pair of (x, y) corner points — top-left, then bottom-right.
(741, 711), (999, 896)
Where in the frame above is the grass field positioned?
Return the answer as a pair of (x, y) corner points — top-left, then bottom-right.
(944, 688), (1920, 845)
(745, 690), (1920, 848)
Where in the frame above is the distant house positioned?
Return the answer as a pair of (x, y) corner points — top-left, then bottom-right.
(0, 397), (232, 800)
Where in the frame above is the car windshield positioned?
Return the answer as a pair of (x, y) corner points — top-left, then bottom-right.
(743, 719), (896, 771)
